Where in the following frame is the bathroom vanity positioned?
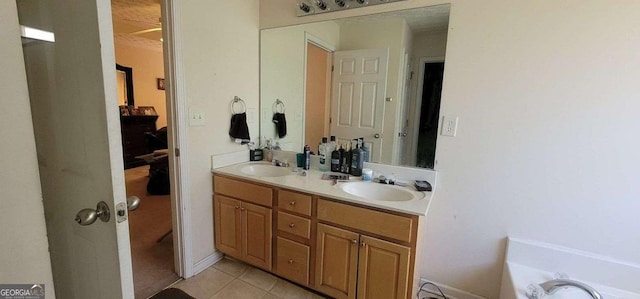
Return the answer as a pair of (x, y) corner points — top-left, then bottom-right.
(212, 162), (433, 299)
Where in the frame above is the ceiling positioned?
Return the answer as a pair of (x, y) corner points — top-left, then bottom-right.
(338, 4), (450, 33)
(111, 0), (162, 50)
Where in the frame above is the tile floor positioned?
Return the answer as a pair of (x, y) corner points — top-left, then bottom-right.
(172, 258), (328, 299)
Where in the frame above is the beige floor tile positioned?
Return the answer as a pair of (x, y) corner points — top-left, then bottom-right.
(263, 293), (281, 299)
(173, 267), (234, 299)
(269, 279), (319, 299)
(238, 267), (278, 291)
(210, 279), (267, 299)
(213, 257), (250, 278)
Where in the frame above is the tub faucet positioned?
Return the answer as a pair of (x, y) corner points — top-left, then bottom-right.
(538, 279), (603, 299)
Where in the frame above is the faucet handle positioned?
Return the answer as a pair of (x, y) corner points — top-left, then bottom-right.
(526, 284), (546, 299)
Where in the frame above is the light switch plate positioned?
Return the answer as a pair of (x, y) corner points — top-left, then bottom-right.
(441, 115), (458, 137)
(189, 109), (205, 126)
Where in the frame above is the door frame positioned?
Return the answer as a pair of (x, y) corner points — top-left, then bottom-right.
(302, 32), (335, 147)
(160, 0), (193, 278)
(407, 56), (445, 167)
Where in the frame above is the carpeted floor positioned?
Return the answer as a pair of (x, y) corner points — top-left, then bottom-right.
(125, 165), (179, 299)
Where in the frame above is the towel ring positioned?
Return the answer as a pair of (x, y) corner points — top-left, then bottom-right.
(231, 96), (246, 114)
(273, 99), (285, 113)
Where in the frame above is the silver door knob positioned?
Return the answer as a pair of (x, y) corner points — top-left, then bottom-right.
(75, 201), (110, 226)
(127, 196), (141, 211)
(374, 133), (380, 139)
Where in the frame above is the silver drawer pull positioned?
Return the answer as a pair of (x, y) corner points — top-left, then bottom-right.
(289, 223), (295, 228)
(289, 201), (296, 206)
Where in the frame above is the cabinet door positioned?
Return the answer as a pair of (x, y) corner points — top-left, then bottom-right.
(356, 235), (410, 299)
(242, 201), (272, 270)
(214, 195), (242, 259)
(315, 224), (359, 299)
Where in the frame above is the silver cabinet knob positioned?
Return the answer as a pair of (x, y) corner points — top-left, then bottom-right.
(289, 223), (296, 228)
(75, 201), (110, 226)
(374, 133), (380, 139)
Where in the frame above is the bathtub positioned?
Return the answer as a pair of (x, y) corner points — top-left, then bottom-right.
(500, 238), (640, 299)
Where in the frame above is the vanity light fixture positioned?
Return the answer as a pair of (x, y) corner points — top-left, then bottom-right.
(297, 0), (407, 17)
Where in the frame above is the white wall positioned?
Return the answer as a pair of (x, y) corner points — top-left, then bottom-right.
(178, 0), (260, 264)
(262, 1), (640, 298)
(260, 21), (340, 151)
(0, 2), (55, 297)
(115, 43), (168, 128)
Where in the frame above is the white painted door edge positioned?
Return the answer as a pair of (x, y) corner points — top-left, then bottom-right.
(161, 0), (193, 278)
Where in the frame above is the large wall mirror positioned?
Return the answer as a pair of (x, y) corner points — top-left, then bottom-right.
(260, 5), (450, 169)
(116, 63), (134, 106)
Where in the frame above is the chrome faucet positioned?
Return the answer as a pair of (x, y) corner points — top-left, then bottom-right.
(272, 159), (289, 167)
(538, 279), (603, 299)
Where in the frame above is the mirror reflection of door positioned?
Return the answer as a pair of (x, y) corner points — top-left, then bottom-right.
(330, 49), (389, 163)
(305, 42), (333, 150)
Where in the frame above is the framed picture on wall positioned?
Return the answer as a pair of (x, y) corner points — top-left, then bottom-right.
(157, 78), (165, 90)
(119, 105), (130, 116)
(138, 106), (157, 116)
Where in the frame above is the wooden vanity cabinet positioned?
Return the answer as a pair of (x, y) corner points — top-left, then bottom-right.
(316, 198), (416, 299)
(213, 175), (419, 299)
(213, 177), (272, 271)
(274, 189), (313, 286)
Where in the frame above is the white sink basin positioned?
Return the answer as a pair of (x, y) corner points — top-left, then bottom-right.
(239, 164), (291, 177)
(340, 182), (424, 201)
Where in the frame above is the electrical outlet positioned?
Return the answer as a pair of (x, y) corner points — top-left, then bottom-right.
(441, 115), (458, 137)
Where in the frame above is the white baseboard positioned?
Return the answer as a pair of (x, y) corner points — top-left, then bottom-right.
(419, 279), (486, 299)
(191, 251), (224, 277)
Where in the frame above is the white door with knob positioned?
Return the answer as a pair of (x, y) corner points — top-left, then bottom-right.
(330, 49), (388, 162)
(18, 0), (134, 298)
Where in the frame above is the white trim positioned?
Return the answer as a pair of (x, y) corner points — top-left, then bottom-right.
(192, 252), (225, 276)
(408, 56), (445, 168)
(305, 32), (336, 52)
(161, 0), (193, 278)
(302, 32), (335, 147)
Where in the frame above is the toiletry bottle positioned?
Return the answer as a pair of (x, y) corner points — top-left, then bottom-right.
(331, 144), (342, 172)
(342, 142), (351, 174)
(319, 137), (330, 172)
(303, 144), (311, 170)
(351, 139), (363, 176)
(264, 138), (273, 162)
(360, 137), (370, 162)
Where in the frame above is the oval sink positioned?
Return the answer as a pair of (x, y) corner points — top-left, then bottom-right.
(340, 182), (423, 201)
(240, 164), (291, 177)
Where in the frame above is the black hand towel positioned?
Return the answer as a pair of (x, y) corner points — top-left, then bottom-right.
(229, 112), (250, 140)
(272, 112), (287, 138)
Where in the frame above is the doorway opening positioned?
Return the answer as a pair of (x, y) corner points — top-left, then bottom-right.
(304, 39), (333, 150)
(111, 0), (179, 297)
(415, 60), (444, 169)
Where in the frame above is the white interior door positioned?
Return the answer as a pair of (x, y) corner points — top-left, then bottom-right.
(330, 49), (388, 162)
(18, 0), (134, 298)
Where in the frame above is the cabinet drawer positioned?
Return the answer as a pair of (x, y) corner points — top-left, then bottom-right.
(277, 189), (312, 216)
(317, 199), (415, 243)
(214, 176), (273, 207)
(277, 211), (311, 239)
(276, 237), (310, 286)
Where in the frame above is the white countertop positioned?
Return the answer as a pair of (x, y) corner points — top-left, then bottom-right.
(212, 161), (433, 216)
